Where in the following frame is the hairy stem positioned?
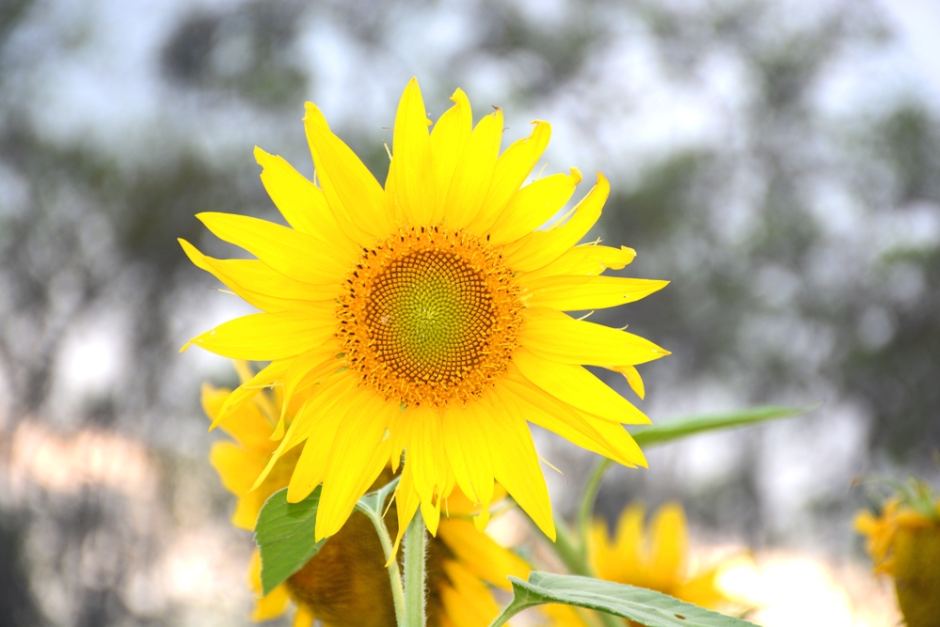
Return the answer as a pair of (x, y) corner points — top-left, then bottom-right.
(361, 508), (406, 626)
(403, 512), (428, 626)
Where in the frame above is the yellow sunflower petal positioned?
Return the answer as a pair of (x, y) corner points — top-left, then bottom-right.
(438, 518), (529, 590)
(441, 403), (496, 507)
(303, 102), (391, 243)
(504, 172), (609, 272)
(253, 146), (358, 259)
(470, 120), (551, 235)
(285, 414), (341, 505)
(388, 77), (433, 225)
(292, 606), (316, 627)
(272, 352), (343, 440)
(524, 243), (636, 280)
(249, 550), (291, 621)
(179, 239), (338, 311)
(402, 405), (452, 536)
(210, 441), (263, 496)
(441, 108), (503, 230)
(613, 503), (646, 572)
(439, 561), (502, 627)
(392, 463), (421, 553)
(589, 518), (617, 580)
(497, 374), (647, 468)
(280, 375), (362, 500)
(673, 565), (728, 609)
(488, 168), (581, 246)
(618, 365), (647, 399)
(524, 275), (669, 310)
(315, 393), (396, 539)
(429, 88), (473, 225)
(231, 491), (268, 531)
(522, 308), (670, 368)
(257, 372), (353, 490)
(209, 359), (292, 431)
(648, 502), (688, 590)
(478, 397), (556, 540)
(196, 212), (347, 284)
(184, 311), (335, 361)
(201, 382), (271, 449)
(200, 383), (230, 427)
(514, 349), (651, 426)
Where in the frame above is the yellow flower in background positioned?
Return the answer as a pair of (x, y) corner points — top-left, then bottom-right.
(203, 370), (530, 627)
(181, 77), (668, 543)
(855, 487), (940, 627)
(589, 503), (733, 607)
(545, 502), (734, 626)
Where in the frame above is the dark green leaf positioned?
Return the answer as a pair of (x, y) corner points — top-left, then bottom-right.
(491, 572), (758, 627)
(255, 487), (325, 595)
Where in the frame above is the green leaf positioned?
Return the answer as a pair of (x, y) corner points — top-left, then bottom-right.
(255, 487), (326, 595)
(490, 572), (758, 627)
(632, 405), (806, 447)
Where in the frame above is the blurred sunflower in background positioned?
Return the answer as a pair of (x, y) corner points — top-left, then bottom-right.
(855, 481), (940, 627)
(544, 503), (738, 626)
(203, 363), (530, 627)
(180, 77), (668, 543)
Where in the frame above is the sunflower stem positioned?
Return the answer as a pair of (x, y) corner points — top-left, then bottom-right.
(577, 458), (612, 559)
(402, 512), (427, 627)
(552, 517), (590, 576)
(361, 508), (406, 627)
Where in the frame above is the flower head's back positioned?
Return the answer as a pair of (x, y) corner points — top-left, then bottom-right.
(856, 482), (940, 627)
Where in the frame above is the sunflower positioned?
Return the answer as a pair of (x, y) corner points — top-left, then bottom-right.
(181, 77), (668, 544)
(203, 366), (530, 627)
(855, 486), (940, 627)
(544, 502), (736, 626)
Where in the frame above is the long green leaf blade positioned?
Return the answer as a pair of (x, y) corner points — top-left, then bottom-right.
(491, 572), (758, 627)
(632, 405), (806, 447)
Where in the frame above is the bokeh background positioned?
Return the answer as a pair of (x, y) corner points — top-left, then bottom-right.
(1, 0), (938, 625)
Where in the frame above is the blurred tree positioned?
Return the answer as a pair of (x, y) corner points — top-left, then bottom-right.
(1, 0), (938, 624)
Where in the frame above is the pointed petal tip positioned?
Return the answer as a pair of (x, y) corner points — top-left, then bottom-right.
(177, 237), (197, 258)
(530, 119), (551, 133)
(569, 167), (584, 185)
(449, 87), (470, 107)
(543, 520), (558, 542)
(208, 412), (226, 430)
(314, 516), (337, 543)
(303, 102), (328, 128)
(253, 145), (273, 165)
(193, 211), (216, 225)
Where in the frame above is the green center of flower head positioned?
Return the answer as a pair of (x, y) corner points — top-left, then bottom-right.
(367, 250), (493, 377)
(337, 227), (522, 407)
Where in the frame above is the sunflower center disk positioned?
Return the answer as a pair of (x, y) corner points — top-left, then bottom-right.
(338, 228), (521, 407)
